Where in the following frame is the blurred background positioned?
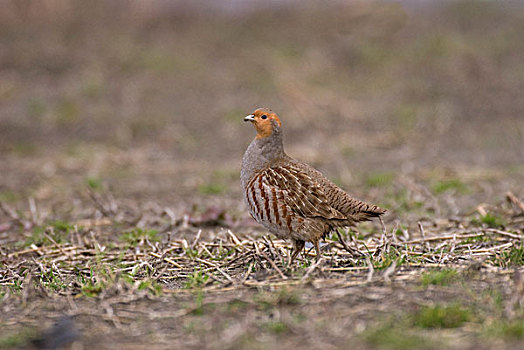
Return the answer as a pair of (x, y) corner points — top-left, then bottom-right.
(1, 0), (523, 223)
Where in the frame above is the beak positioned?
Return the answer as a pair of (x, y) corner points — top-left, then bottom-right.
(244, 114), (255, 122)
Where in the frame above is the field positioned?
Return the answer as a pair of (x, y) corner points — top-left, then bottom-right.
(1, 1), (524, 349)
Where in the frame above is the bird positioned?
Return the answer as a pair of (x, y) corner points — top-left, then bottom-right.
(241, 107), (386, 263)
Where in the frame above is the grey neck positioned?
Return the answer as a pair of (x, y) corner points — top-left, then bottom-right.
(241, 129), (285, 188)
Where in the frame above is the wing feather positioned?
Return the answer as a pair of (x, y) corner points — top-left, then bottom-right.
(261, 165), (347, 221)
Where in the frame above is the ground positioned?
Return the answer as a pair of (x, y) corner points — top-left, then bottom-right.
(1, 1), (524, 349)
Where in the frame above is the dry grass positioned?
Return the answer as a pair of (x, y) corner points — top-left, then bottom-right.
(1, 189), (524, 349)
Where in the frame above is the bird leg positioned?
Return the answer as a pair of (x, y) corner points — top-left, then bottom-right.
(289, 239), (305, 265)
(313, 240), (322, 261)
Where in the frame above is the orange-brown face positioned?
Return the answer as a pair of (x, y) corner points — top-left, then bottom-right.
(244, 108), (282, 139)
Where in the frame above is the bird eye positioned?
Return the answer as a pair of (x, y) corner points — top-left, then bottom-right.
(261, 115), (268, 120)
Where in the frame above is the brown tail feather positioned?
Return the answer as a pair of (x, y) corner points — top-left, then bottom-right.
(354, 207), (386, 222)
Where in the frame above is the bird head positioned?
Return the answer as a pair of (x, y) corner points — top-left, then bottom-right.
(244, 108), (282, 139)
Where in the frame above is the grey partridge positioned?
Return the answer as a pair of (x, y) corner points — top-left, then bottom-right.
(241, 108), (386, 263)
